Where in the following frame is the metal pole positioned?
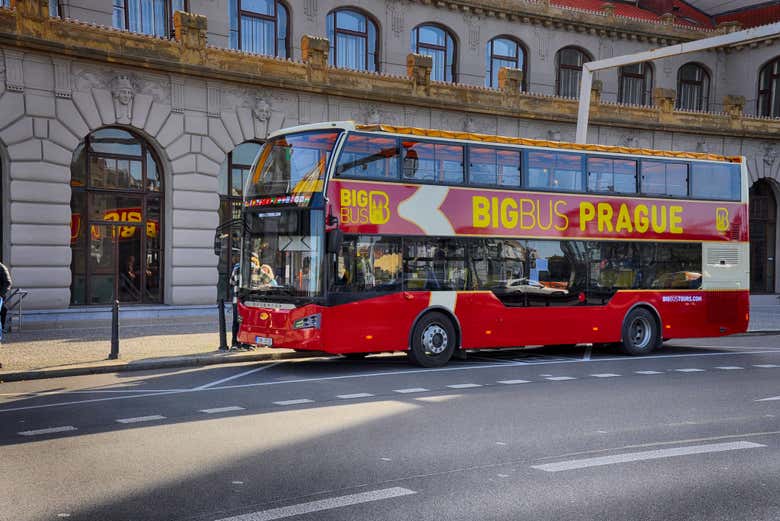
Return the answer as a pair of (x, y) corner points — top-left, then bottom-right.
(108, 300), (120, 360)
(218, 298), (229, 351)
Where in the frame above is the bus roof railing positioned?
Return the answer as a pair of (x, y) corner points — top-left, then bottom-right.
(355, 124), (743, 163)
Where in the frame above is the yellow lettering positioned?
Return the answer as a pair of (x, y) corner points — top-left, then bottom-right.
(519, 199), (535, 229)
(597, 203), (614, 232)
(473, 196), (490, 228)
(651, 205), (667, 233)
(537, 200), (553, 231)
(615, 204), (633, 233)
(491, 197), (499, 228)
(634, 205), (649, 233)
(579, 202), (595, 231)
(356, 190), (368, 207)
(501, 198), (518, 228)
(669, 205), (683, 234)
(554, 200), (569, 231)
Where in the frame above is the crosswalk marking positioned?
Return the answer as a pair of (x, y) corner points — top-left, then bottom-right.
(635, 371), (663, 375)
(336, 393), (375, 399)
(590, 373), (621, 378)
(674, 368), (705, 373)
(18, 426), (77, 436)
(200, 406), (245, 414)
(393, 388), (429, 394)
(715, 366), (744, 370)
(447, 383), (482, 389)
(497, 379), (531, 385)
(545, 376), (576, 381)
(273, 399), (314, 406)
(116, 415), (166, 424)
(754, 364), (780, 368)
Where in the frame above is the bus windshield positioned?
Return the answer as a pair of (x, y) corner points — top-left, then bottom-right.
(241, 209), (324, 298)
(246, 130), (342, 199)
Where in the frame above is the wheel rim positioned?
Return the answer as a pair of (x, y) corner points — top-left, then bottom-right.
(629, 316), (652, 349)
(421, 324), (448, 355)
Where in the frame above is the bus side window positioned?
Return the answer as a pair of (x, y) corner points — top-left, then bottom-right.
(335, 134), (399, 179)
(690, 163), (740, 201)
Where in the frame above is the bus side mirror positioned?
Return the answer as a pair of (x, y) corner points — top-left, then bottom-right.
(326, 229), (343, 254)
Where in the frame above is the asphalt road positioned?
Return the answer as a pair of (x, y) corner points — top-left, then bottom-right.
(1, 336), (779, 521)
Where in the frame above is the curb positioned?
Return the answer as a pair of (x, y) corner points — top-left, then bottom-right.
(0, 349), (320, 383)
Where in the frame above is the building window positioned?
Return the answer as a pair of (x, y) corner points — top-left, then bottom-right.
(556, 47), (591, 98)
(758, 57), (780, 117)
(619, 62), (653, 106)
(70, 128), (164, 305)
(411, 24), (456, 83)
(676, 63), (710, 111)
(229, 0), (289, 58)
(485, 36), (527, 90)
(113, 0), (187, 38)
(326, 8), (378, 72)
(50, 1), (61, 16)
(217, 141), (263, 300)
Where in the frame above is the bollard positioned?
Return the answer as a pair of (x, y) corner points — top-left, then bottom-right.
(218, 298), (229, 351)
(231, 298), (239, 348)
(108, 300), (120, 360)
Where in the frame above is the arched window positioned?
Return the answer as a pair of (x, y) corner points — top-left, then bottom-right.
(485, 36), (527, 90)
(411, 24), (456, 83)
(112, 0), (188, 38)
(556, 47), (591, 98)
(326, 8), (378, 72)
(70, 128), (164, 305)
(758, 57), (780, 117)
(229, 0), (289, 58)
(676, 63), (710, 111)
(217, 141), (263, 299)
(619, 62), (653, 106)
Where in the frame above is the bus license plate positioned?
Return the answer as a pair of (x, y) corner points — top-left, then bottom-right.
(256, 336), (273, 346)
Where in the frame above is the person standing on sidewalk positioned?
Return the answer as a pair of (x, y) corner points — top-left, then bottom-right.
(0, 261), (12, 341)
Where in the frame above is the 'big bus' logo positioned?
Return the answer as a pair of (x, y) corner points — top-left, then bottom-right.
(715, 207), (729, 232)
(340, 189), (390, 225)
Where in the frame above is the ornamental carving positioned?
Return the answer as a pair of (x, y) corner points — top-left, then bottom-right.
(253, 97), (271, 123)
(111, 75), (135, 123)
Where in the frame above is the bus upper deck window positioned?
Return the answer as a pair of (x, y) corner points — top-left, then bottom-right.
(335, 134), (399, 179)
(690, 163), (740, 201)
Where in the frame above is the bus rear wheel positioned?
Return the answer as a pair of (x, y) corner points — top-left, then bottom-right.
(620, 308), (659, 356)
(408, 312), (456, 368)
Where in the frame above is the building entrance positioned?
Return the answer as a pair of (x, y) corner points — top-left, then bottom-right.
(750, 179), (777, 293)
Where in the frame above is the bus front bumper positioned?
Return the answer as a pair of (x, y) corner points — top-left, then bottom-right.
(236, 302), (325, 351)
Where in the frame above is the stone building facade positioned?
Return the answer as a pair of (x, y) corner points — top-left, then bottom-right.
(0, 0), (778, 311)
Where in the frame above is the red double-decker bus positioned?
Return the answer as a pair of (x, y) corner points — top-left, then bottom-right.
(225, 122), (749, 367)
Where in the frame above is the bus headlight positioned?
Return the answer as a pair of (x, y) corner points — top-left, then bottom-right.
(293, 314), (321, 330)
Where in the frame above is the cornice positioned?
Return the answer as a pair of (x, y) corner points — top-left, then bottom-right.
(0, 2), (777, 143)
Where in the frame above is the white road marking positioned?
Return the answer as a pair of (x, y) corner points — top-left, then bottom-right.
(756, 395), (780, 402)
(590, 373), (620, 378)
(115, 415), (166, 424)
(496, 442), (507, 446)
(273, 399), (313, 406)
(200, 406), (245, 414)
(635, 371), (663, 375)
(754, 364), (780, 368)
(545, 377), (576, 381)
(497, 379), (531, 385)
(232, 481), (244, 485)
(532, 441), (766, 472)
(193, 362), (282, 391)
(4, 349), (779, 414)
(715, 366), (744, 370)
(336, 393), (375, 399)
(447, 383), (482, 389)
(674, 368), (705, 372)
(18, 426), (77, 436)
(213, 487), (416, 521)
(380, 457), (392, 461)
(393, 388), (429, 394)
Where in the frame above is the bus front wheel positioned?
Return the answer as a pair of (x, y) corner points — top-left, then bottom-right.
(620, 308), (659, 356)
(408, 312), (456, 368)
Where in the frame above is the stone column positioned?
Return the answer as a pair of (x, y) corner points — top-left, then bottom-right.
(654, 88), (676, 113)
(723, 95), (745, 118)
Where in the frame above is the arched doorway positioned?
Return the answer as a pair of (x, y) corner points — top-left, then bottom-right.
(70, 128), (164, 305)
(750, 179), (777, 293)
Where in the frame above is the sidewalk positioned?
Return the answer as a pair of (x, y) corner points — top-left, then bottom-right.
(0, 317), (312, 382)
(1, 300), (778, 382)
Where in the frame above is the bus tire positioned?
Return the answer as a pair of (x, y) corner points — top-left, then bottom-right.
(620, 308), (659, 356)
(408, 312), (456, 368)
